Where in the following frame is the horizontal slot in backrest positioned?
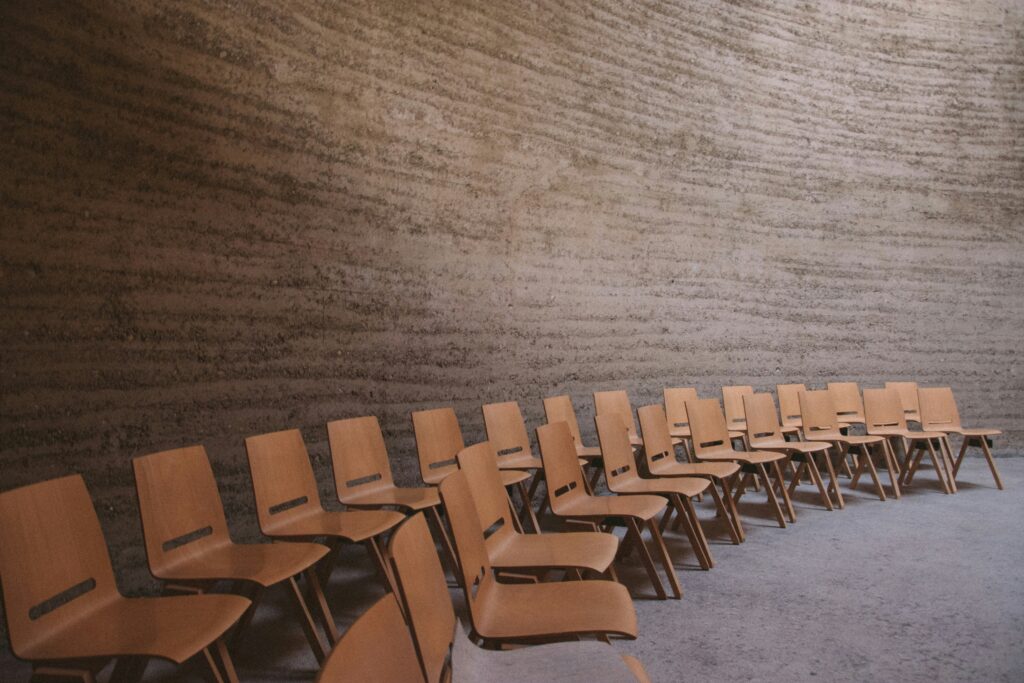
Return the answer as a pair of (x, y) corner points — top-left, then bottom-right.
(904, 410), (916, 414)
(610, 465), (631, 477)
(672, 422), (689, 428)
(807, 426), (829, 433)
(699, 440), (723, 448)
(837, 411), (857, 416)
(785, 415), (800, 420)
(497, 446), (523, 457)
(554, 481), (577, 497)
(269, 496), (308, 515)
(753, 431), (773, 439)
(162, 525), (213, 552)
(482, 518), (505, 540)
(428, 457), (456, 470)
(879, 422), (900, 427)
(346, 473), (382, 488)
(29, 578), (96, 620)
(650, 450), (669, 461)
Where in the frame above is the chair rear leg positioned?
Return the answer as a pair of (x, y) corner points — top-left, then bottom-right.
(365, 536), (401, 595)
(721, 475), (746, 542)
(627, 518), (667, 600)
(304, 567), (339, 644)
(285, 576), (328, 665)
(922, 441), (952, 494)
(646, 518), (683, 599)
(708, 480), (741, 544)
(881, 441), (901, 499)
(673, 494), (712, 569)
(977, 437), (1005, 490)
(515, 481), (542, 532)
(806, 454), (833, 511)
(822, 449), (845, 509)
(787, 461), (807, 496)
(756, 463), (787, 528)
(861, 445), (886, 501)
(772, 460), (796, 522)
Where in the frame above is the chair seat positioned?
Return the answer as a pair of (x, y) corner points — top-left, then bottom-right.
(343, 485), (440, 511)
(868, 427), (947, 440)
(946, 427), (1001, 437)
(668, 427), (691, 439)
(23, 594), (249, 664)
(488, 530), (618, 574)
(264, 508), (404, 543)
(451, 620), (642, 682)
(474, 579), (637, 641)
(832, 434), (885, 446)
(154, 540), (329, 586)
(577, 446), (603, 459)
(650, 460), (740, 479)
(696, 449), (786, 465)
(611, 476), (710, 499)
(497, 454), (544, 470)
(751, 440), (830, 454)
(780, 425), (800, 434)
(554, 494), (666, 522)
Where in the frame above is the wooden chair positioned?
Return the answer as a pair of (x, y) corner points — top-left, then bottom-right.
(537, 421), (679, 600)
(412, 406), (535, 530)
(636, 403), (744, 543)
(742, 393), (840, 510)
(0, 475), (249, 683)
(133, 446), (336, 664)
(456, 442), (619, 578)
(722, 385), (753, 441)
(543, 394), (605, 490)
(440, 470), (639, 643)
(663, 387), (699, 459)
(798, 391), (894, 501)
(919, 387), (1003, 490)
(686, 398), (793, 527)
(863, 388), (950, 495)
(885, 381), (921, 423)
(776, 383), (808, 432)
(595, 412), (714, 572)
(826, 382), (867, 427)
(317, 514), (649, 682)
(593, 390), (645, 447)
(244, 429), (406, 595)
(327, 415), (457, 573)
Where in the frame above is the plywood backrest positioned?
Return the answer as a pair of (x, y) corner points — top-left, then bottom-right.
(481, 401), (534, 461)
(743, 393), (783, 444)
(536, 421), (587, 513)
(885, 382), (921, 421)
(0, 475), (118, 658)
(317, 592), (425, 683)
(456, 442), (515, 540)
(637, 404), (675, 474)
(411, 407), (465, 485)
(722, 385), (753, 427)
(133, 445), (231, 578)
(389, 514), (455, 683)
(863, 388), (907, 431)
(438, 471), (493, 626)
(327, 416), (395, 503)
(663, 387), (698, 430)
(594, 390), (638, 439)
(799, 390), (841, 436)
(918, 387), (962, 431)
(776, 383), (807, 427)
(244, 429), (321, 534)
(827, 382), (865, 422)
(595, 412), (639, 487)
(542, 395), (585, 446)
(687, 399), (732, 456)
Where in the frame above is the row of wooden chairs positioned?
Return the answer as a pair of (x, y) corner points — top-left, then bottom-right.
(0, 381), (1001, 681)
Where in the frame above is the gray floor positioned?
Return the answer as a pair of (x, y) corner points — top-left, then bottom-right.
(2, 457), (1022, 682)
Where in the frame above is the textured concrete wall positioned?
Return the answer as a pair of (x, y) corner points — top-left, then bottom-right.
(2, 0), (1023, 602)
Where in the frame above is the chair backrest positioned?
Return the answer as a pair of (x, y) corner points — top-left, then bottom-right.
(316, 592), (425, 683)
(918, 387), (963, 432)
(827, 382), (865, 422)
(438, 471), (494, 633)
(863, 388), (908, 432)
(593, 390), (638, 440)
(133, 445), (232, 579)
(327, 416), (396, 504)
(456, 443), (516, 544)
(0, 475), (119, 659)
(389, 513), (455, 683)
(743, 393), (784, 445)
(798, 390), (841, 438)
(722, 385), (753, 428)
(542, 395), (587, 448)
(594, 412), (640, 489)
(481, 401), (534, 462)
(663, 387), (698, 432)
(637, 404), (677, 475)
(776, 383), (807, 428)
(687, 398), (736, 457)
(537, 421), (589, 513)
(244, 429), (322, 534)
(885, 382), (921, 422)
(411, 407), (465, 485)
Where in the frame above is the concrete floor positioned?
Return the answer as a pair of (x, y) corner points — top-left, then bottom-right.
(2, 457), (1022, 682)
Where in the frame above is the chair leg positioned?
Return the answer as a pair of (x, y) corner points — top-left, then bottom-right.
(881, 440), (901, 499)
(721, 475), (746, 542)
(626, 518), (667, 600)
(935, 438), (958, 493)
(772, 460), (796, 522)
(756, 463), (787, 528)
(806, 453), (833, 511)
(708, 480), (741, 544)
(304, 567), (339, 645)
(977, 436), (1005, 490)
(923, 440), (952, 494)
(861, 445), (886, 501)
(904, 446), (925, 486)
(211, 639), (239, 683)
(673, 494), (713, 569)
(646, 518), (683, 599)
(286, 575), (328, 665)
(787, 461), (807, 496)
(428, 506), (460, 580)
(515, 481), (541, 532)
(850, 449), (865, 490)
(952, 437), (969, 479)
(822, 448), (845, 509)
(366, 536), (401, 595)
(733, 472), (752, 506)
